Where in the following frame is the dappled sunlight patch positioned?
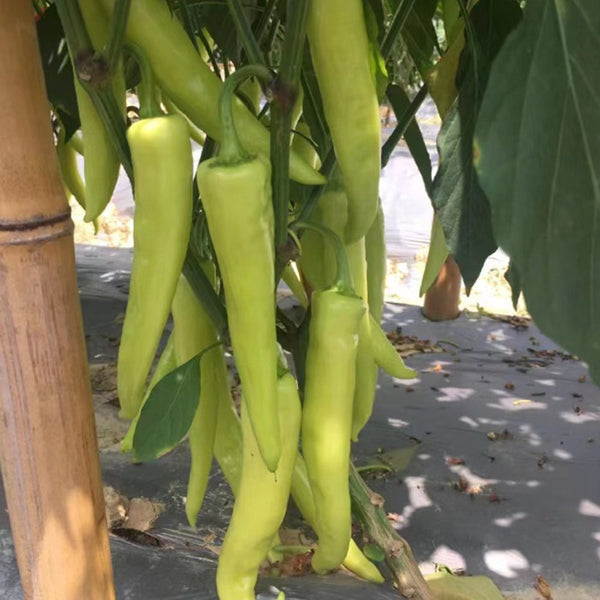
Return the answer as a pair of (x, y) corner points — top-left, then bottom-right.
(419, 545), (467, 575)
(434, 387), (476, 403)
(579, 499), (600, 518)
(493, 512), (527, 528)
(483, 549), (529, 578)
(459, 415), (479, 428)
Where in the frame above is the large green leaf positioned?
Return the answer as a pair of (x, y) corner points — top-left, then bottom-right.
(475, 0), (600, 381)
(401, 0), (439, 75)
(430, 0), (522, 289)
(36, 4), (80, 138)
(133, 353), (201, 462)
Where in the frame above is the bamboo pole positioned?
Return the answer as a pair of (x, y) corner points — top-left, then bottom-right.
(0, 2), (116, 599)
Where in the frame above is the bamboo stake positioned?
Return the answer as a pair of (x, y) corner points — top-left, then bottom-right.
(0, 2), (116, 599)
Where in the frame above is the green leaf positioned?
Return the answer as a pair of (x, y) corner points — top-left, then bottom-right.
(401, 0), (439, 75)
(36, 4), (80, 137)
(363, 543), (386, 563)
(430, 0), (522, 289)
(133, 353), (201, 462)
(365, 0), (390, 101)
(301, 48), (330, 161)
(475, 0), (600, 382)
(385, 85), (431, 190)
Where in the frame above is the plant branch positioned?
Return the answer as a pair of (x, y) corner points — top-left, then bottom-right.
(105, 0), (131, 72)
(271, 0), (310, 264)
(226, 0), (265, 66)
(349, 464), (435, 600)
(253, 0), (278, 45)
(381, 84), (428, 168)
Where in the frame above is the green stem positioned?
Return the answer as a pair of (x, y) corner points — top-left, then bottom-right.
(254, 0), (278, 45)
(182, 250), (229, 338)
(105, 0), (131, 72)
(271, 0), (310, 256)
(55, 0), (93, 58)
(218, 64), (273, 164)
(226, 0), (265, 66)
(126, 45), (160, 119)
(293, 221), (353, 295)
(381, 84), (428, 168)
(381, 0), (417, 60)
(349, 464), (436, 600)
(55, 0), (133, 183)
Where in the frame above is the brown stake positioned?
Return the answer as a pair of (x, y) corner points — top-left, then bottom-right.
(0, 2), (116, 599)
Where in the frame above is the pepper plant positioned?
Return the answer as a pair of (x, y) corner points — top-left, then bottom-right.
(33, 0), (600, 598)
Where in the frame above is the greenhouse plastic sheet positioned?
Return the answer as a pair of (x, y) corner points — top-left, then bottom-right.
(0, 246), (599, 600)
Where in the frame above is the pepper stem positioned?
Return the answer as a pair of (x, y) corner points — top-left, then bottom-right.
(126, 45), (161, 119)
(293, 221), (354, 296)
(218, 64), (273, 164)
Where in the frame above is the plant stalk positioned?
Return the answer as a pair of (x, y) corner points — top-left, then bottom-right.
(349, 464), (435, 600)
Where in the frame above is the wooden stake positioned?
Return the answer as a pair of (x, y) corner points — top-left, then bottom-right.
(0, 2), (116, 599)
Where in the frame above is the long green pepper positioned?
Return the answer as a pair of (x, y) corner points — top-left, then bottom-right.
(171, 275), (221, 527)
(196, 67), (281, 472)
(118, 113), (192, 419)
(216, 372), (301, 600)
(307, 0), (381, 243)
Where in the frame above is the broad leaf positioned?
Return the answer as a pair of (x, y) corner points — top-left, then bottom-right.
(36, 4), (79, 138)
(430, 0), (522, 289)
(133, 353), (201, 462)
(401, 0), (439, 75)
(475, 0), (600, 381)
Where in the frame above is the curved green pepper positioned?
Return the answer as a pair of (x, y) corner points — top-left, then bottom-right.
(118, 114), (192, 419)
(97, 0), (325, 186)
(298, 184), (348, 292)
(171, 275), (221, 527)
(197, 152), (280, 471)
(302, 283), (365, 573)
(365, 200), (387, 324)
(291, 454), (384, 583)
(196, 68), (281, 472)
(56, 128), (86, 211)
(75, 0), (126, 223)
(347, 238), (379, 443)
(307, 0), (381, 243)
(216, 372), (301, 600)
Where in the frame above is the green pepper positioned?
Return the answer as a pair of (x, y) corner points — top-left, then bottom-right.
(347, 238), (379, 443)
(216, 372), (301, 600)
(307, 0), (381, 243)
(56, 126), (86, 211)
(97, 0), (325, 186)
(365, 200), (387, 324)
(282, 263), (309, 309)
(298, 184), (348, 292)
(291, 454), (384, 583)
(300, 227), (365, 573)
(118, 113), (192, 419)
(196, 67), (281, 472)
(171, 275), (221, 527)
(75, 0), (126, 223)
